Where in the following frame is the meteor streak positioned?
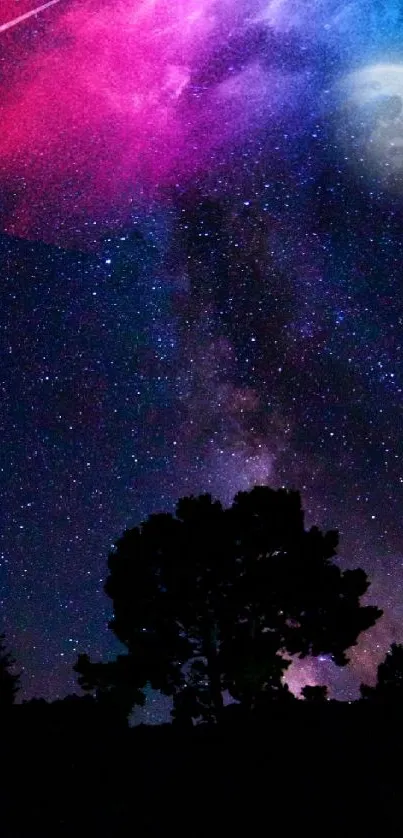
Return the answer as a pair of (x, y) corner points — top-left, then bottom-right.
(0, 0), (60, 33)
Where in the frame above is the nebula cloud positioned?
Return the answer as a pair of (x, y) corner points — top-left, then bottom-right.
(0, 0), (310, 244)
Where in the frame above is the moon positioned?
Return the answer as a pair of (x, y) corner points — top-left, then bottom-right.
(335, 63), (403, 189)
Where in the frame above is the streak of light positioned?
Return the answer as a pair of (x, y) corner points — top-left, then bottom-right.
(0, 0), (61, 34)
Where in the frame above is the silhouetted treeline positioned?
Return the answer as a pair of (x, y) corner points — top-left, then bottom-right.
(3, 486), (403, 835)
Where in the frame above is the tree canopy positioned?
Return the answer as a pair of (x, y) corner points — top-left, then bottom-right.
(76, 487), (382, 723)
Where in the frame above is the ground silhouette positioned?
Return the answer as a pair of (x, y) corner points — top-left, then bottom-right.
(2, 694), (403, 836)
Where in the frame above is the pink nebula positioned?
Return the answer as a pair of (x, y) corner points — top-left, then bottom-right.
(0, 0), (300, 245)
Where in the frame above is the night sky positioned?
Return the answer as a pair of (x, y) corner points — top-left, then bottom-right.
(1, 0), (403, 721)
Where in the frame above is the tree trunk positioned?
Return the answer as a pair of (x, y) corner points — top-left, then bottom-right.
(204, 621), (223, 723)
(207, 651), (224, 722)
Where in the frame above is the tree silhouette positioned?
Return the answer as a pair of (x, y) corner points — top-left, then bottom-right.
(77, 487), (382, 723)
(360, 643), (403, 703)
(0, 633), (20, 708)
(301, 685), (329, 702)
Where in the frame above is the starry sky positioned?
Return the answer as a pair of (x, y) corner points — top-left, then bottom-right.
(1, 0), (403, 719)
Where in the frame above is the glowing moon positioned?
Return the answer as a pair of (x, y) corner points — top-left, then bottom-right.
(335, 63), (403, 188)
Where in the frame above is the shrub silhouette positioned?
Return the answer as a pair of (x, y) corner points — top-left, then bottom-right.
(301, 684), (329, 702)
